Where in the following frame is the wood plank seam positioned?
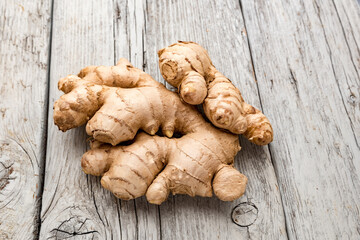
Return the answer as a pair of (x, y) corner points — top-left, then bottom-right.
(112, 2), (126, 239)
(36, 0), (55, 237)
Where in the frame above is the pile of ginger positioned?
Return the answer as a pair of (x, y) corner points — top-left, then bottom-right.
(53, 41), (273, 205)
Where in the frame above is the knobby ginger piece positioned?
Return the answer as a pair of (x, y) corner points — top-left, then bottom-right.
(53, 59), (247, 204)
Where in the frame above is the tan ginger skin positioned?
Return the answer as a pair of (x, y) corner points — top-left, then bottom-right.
(158, 41), (273, 145)
(53, 58), (247, 204)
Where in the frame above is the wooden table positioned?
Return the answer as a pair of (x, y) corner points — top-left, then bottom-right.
(1, 0), (359, 239)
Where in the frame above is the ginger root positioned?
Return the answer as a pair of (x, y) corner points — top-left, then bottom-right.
(158, 41), (273, 145)
(54, 59), (247, 204)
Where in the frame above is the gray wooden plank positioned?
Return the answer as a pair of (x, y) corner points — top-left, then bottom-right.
(141, 0), (287, 239)
(39, 0), (121, 239)
(0, 1), (51, 239)
(330, 0), (360, 145)
(113, 0), (161, 239)
(240, 0), (360, 238)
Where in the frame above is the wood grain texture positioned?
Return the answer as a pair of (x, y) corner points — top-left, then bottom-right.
(240, 0), (360, 238)
(140, 0), (287, 239)
(39, 0), (121, 239)
(331, 0), (360, 145)
(1, 0), (356, 238)
(0, 1), (51, 239)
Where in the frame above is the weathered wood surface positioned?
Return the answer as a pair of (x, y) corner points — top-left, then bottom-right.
(1, 0), (359, 239)
(332, 0), (360, 143)
(241, 0), (360, 238)
(0, 1), (51, 239)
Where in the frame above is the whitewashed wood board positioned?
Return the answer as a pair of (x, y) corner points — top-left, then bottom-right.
(241, 0), (360, 238)
(0, 0), (51, 239)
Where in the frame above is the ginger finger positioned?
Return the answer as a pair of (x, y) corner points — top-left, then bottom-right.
(158, 41), (273, 145)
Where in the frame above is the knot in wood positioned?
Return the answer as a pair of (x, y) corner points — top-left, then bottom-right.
(231, 202), (258, 227)
(51, 216), (99, 239)
(0, 141), (16, 192)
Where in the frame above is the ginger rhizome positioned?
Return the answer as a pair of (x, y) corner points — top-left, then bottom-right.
(53, 59), (247, 204)
(158, 41), (273, 145)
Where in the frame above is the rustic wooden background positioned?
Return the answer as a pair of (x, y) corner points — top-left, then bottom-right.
(0, 0), (359, 239)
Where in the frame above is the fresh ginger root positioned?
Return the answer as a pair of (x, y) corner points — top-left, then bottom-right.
(158, 41), (273, 145)
(53, 59), (247, 204)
